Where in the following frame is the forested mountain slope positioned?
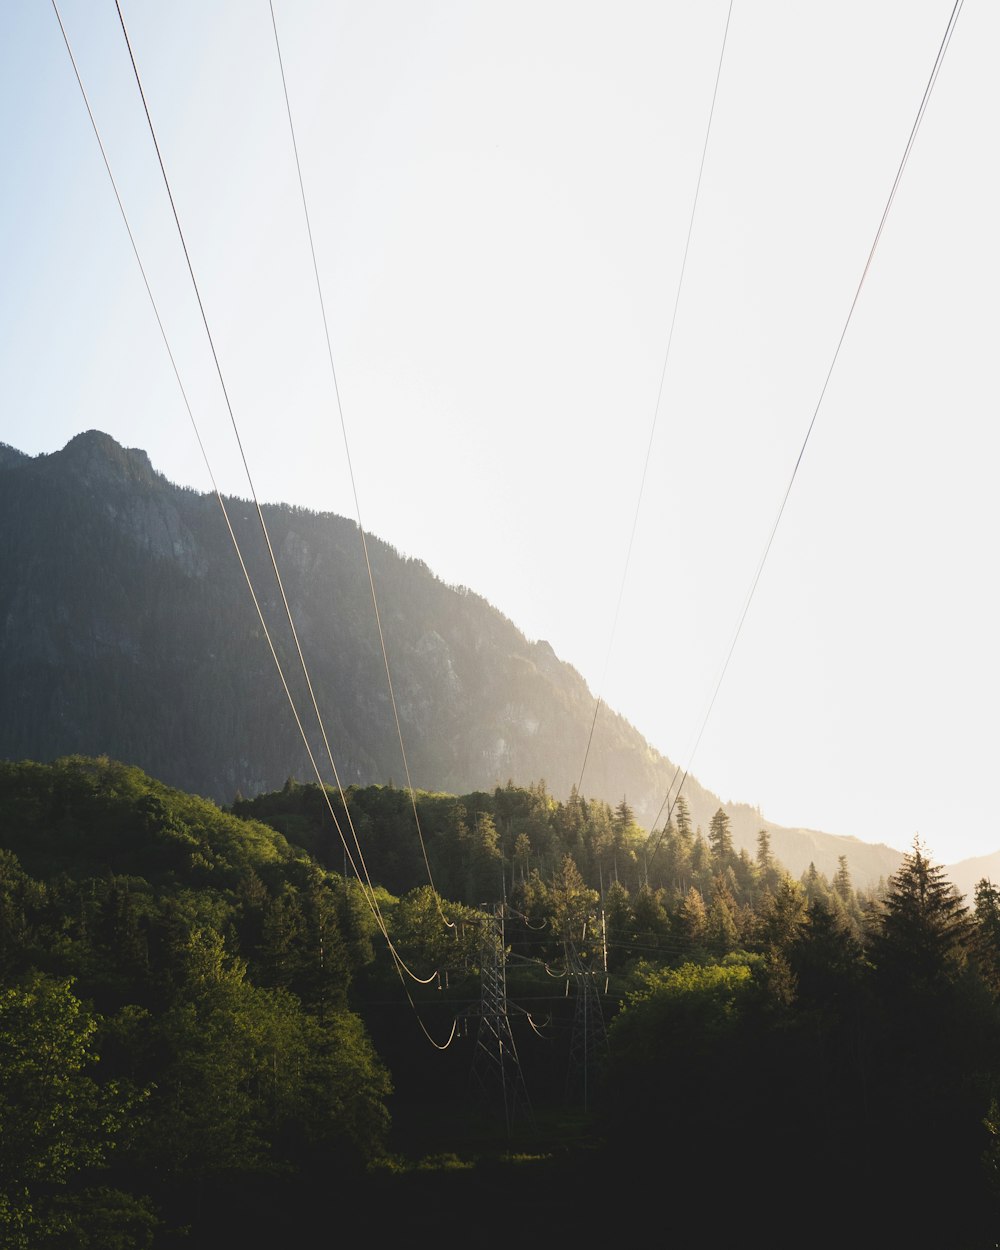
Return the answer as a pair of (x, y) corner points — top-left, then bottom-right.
(4, 756), (1000, 1248)
(0, 430), (904, 886)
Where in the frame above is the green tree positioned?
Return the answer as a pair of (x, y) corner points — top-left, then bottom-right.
(465, 811), (503, 904)
(861, 844), (1000, 1245)
(707, 808), (734, 867)
(756, 876), (808, 955)
(0, 973), (147, 1249)
(631, 884), (668, 954)
(755, 828), (774, 876)
(258, 885), (306, 990)
(833, 854), (853, 901)
(789, 895), (866, 1012)
(690, 832), (711, 891)
(799, 863), (835, 914)
(612, 798), (639, 879)
(513, 867), (551, 931)
(0, 850), (35, 980)
(674, 795), (693, 844)
(607, 958), (760, 1112)
(674, 885), (708, 953)
(391, 885), (477, 983)
(973, 878), (1000, 994)
(146, 926), (390, 1183)
(869, 837), (972, 988)
(550, 855), (598, 945)
(706, 878), (741, 955)
(511, 832), (532, 890)
(602, 880), (634, 971)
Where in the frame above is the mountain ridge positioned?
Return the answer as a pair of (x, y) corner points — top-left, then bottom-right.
(0, 430), (915, 888)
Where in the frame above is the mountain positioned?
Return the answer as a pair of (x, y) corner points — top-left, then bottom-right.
(0, 430), (907, 887)
(945, 852), (1000, 905)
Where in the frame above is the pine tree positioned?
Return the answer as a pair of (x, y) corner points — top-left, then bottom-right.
(602, 880), (634, 971)
(862, 842), (997, 1244)
(757, 876), (808, 955)
(708, 808), (734, 866)
(550, 855), (598, 946)
(511, 832), (532, 889)
(610, 798), (639, 887)
(971, 878), (1000, 994)
(705, 890), (740, 955)
(674, 886), (708, 952)
(673, 794), (693, 845)
(833, 854), (853, 901)
(755, 829), (774, 875)
(631, 884), (668, 952)
(870, 837), (972, 988)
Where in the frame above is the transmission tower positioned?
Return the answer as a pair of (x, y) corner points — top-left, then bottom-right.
(466, 903), (532, 1134)
(564, 937), (609, 1111)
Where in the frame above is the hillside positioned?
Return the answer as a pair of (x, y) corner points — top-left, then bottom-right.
(2, 755), (999, 1249)
(0, 430), (905, 886)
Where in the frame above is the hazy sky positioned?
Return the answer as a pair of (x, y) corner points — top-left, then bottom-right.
(2, 2), (997, 865)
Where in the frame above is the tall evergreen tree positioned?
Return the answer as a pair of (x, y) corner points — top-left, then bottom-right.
(674, 886), (708, 953)
(869, 837), (972, 988)
(550, 855), (599, 946)
(610, 798), (639, 887)
(833, 854), (853, 901)
(971, 878), (1000, 995)
(757, 876), (808, 956)
(708, 808), (734, 866)
(631, 884), (668, 953)
(755, 829), (774, 876)
(862, 844), (999, 1247)
(673, 795), (693, 845)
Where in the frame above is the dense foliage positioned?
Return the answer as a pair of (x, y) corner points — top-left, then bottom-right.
(4, 757), (1000, 1246)
(0, 758), (396, 1246)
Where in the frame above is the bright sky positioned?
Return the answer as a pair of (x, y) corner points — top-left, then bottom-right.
(2, 2), (997, 865)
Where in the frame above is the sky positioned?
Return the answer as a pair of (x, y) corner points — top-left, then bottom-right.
(1, 1), (997, 865)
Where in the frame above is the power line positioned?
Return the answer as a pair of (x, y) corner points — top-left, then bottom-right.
(646, 0), (966, 855)
(267, 0), (447, 924)
(110, 0), (405, 963)
(47, 4), (334, 880)
(55, 1), (446, 1036)
(578, 0), (734, 795)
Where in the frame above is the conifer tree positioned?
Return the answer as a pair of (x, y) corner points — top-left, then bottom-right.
(757, 876), (808, 955)
(674, 794), (693, 844)
(973, 878), (1000, 994)
(756, 829), (773, 874)
(674, 886), (708, 953)
(869, 836), (972, 988)
(833, 854), (853, 901)
(708, 808), (734, 866)
(550, 855), (598, 945)
(511, 832), (532, 890)
(705, 890), (740, 955)
(631, 884), (668, 953)
(602, 880), (634, 970)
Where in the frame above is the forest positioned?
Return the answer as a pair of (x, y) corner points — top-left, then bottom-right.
(2, 754), (1000, 1247)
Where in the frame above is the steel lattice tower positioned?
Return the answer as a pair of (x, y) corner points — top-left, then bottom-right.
(564, 938), (609, 1111)
(467, 904), (532, 1134)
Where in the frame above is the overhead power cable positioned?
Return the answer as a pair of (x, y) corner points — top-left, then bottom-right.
(55, 0), (443, 1023)
(578, 0), (734, 795)
(46, 8), (316, 826)
(646, 0), (966, 857)
(267, 0), (449, 926)
(108, 0), (410, 969)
